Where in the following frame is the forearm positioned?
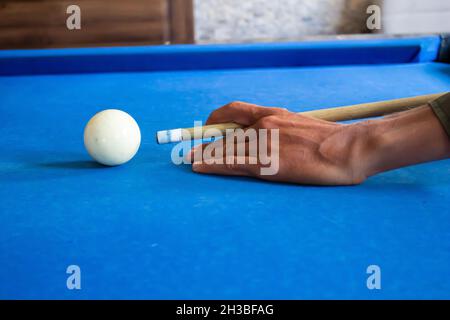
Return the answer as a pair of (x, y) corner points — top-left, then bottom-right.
(362, 105), (450, 177)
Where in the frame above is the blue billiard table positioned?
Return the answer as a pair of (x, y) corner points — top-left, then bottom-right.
(0, 36), (449, 299)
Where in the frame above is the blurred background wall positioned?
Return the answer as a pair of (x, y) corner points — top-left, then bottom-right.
(194, 0), (374, 43)
(1, 0), (450, 49)
(382, 0), (450, 35)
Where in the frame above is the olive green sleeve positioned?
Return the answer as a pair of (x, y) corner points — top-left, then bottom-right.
(430, 92), (450, 138)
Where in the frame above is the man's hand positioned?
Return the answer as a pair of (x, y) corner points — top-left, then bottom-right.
(188, 101), (373, 185)
(188, 101), (450, 185)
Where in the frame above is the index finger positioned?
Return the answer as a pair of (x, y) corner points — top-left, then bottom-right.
(205, 101), (289, 126)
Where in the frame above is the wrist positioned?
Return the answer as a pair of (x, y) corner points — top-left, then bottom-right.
(345, 120), (381, 182)
(355, 105), (450, 178)
(357, 119), (391, 178)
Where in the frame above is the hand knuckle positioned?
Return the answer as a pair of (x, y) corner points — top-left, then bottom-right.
(209, 109), (220, 118)
(227, 101), (243, 109)
(257, 115), (278, 128)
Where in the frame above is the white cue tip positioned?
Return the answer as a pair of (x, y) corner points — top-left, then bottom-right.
(156, 128), (183, 144)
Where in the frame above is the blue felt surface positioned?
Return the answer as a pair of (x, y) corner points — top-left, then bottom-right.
(0, 38), (450, 299)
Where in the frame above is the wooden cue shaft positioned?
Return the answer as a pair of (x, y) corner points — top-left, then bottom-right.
(300, 92), (444, 121)
(159, 92), (446, 143)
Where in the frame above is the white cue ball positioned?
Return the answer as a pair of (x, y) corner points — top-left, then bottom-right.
(84, 109), (141, 166)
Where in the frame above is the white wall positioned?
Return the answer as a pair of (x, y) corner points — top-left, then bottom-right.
(383, 0), (450, 34)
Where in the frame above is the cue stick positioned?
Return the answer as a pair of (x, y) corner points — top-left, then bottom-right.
(156, 92), (446, 144)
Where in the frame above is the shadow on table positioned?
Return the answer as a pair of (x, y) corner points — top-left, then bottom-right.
(0, 151), (107, 182)
(38, 160), (104, 169)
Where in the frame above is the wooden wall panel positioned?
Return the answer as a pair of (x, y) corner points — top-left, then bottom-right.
(0, 0), (194, 49)
(169, 0), (194, 44)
